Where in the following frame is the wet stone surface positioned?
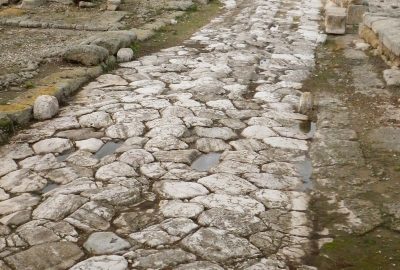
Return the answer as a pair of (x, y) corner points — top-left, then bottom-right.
(0, 0), (324, 268)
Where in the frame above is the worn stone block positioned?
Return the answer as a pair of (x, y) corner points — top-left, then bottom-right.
(347, 5), (368, 25)
(325, 7), (347, 34)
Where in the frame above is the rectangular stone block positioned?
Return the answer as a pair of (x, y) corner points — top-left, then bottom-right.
(325, 7), (347, 34)
(347, 5), (368, 25)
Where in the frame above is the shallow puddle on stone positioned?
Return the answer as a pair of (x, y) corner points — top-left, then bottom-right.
(191, 152), (221, 172)
(94, 141), (123, 159)
(56, 152), (71, 162)
(41, 183), (60, 193)
(299, 120), (316, 138)
(298, 157), (313, 190)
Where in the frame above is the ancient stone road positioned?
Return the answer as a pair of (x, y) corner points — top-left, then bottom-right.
(0, 0), (325, 269)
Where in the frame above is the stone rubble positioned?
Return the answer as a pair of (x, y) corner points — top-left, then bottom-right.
(0, 0), (324, 268)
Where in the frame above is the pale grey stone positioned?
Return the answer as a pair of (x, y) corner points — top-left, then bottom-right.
(139, 162), (166, 178)
(32, 138), (73, 154)
(46, 166), (91, 184)
(181, 228), (260, 262)
(0, 194), (40, 215)
(119, 149), (154, 167)
(194, 127), (237, 140)
(0, 158), (18, 177)
(183, 116), (213, 127)
(243, 173), (303, 190)
(195, 138), (231, 153)
(153, 150), (200, 164)
(0, 210), (31, 226)
(154, 181), (209, 199)
(251, 189), (309, 211)
(0, 143), (34, 160)
(161, 218), (199, 237)
(229, 139), (267, 151)
(76, 138), (104, 153)
(130, 230), (180, 247)
(66, 150), (99, 167)
(95, 162), (137, 181)
(206, 99), (235, 110)
(145, 135), (188, 151)
(146, 124), (188, 138)
(33, 194), (88, 221)
(64, 44), (109, 66)
(174, 261), (224, 270)
(117, 48), (134, 63)
(198, 208), (267, 237)
(211, 160), (260, 174)
(79, 112), (113, 129)
(84, 232), (130, 255)
(0, 169), (47, 193)
(263, 137), (308, 151)
(66, 201), (115, 232)
(4, 242), (83, 270)
(19, 153), (63, 171)
(218, 118), (246, 129)
(191, 193), (265, 215)
(159, 200), (204, 218)
(33, 95), (59, 120)
(81, 185), (141, 206)
(198, 173), (257, 195)
(131, 249), (196, 269)
(105, 122), (144, 138)
(241, 125), (276, 139)
(383, 69), (400, 86)
(71, 255), (128, 270)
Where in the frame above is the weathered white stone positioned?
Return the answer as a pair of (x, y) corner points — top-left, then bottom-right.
(0, 158), (18, 177)
(145, 136), (188, 151)
(130, 230), (180, 247)
(76, 138), (104, 153)
(119, 149), (154, 167)
(117, 48), (134, 63)
(130, 248), (196, 269)
(0, 194), (40, 215)
(198, 208), (267, 237)
(70, 255), (128, 270)
(66, 201), (115, 232)
(241, 125), (276, 139)
(0, 169), (47, 193)
(33, 194), (88, 221)
(181, 228), (260, 262)
(0, 143), (34, 160)
(146, 124), (187, 138)
(383, 69), (400, 86)
(79, 112), (113, 129)
(195, 138), (231, 152)
(194, 127), (237, 140)
(153, 150), (200, 164)
(244, 173), (303, 190)
(252, 189), (309, 211)
(206, 99), (235, 110)
(33, 95), (59, 120)
(159, 200), (204, 218)
(211, 160), (260, 174)
(198, 173), (257, 195)
(84, 232), (131, 255)
(191, 193), (265, 215)
(263, 137), (308, 151)
(105, 122), (145, 138)
(183, 116), (213, 127)
(32, 138), (73, 154)
(174, 261), (224, 270)
(160, 218), (199, 237)
(154, 181), (209, 199)
(95, 162), (137, 181)
(66, 150), (99, 167)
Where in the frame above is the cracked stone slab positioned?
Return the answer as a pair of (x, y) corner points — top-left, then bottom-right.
(198, 173), (257, 195)
(181, 227), (261, 263)
(194, 127), (237, 140)
(130, 249), (196, 269)
(70, 255), (128, 270)
(159, 200), (204, 218)
(154, 181), (209, 199)
(95, 161), (137, 181)
(153, 150), (200, 164)
(0, 169), (47, 193)
(191, 193), (265, 215)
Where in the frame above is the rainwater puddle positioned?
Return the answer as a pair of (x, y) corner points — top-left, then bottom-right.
(94, 141), (122, 159)
(298, 157), (313, 190)
(56, 152), (71, 162)
(299, 121), (316, 138)
(191, 152), (221, 172)
(41, 183), (60, 194)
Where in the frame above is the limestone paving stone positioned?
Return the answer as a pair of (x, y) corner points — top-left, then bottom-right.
(154, 180), (209, 199)
(130, 248), (196, 269)
(79, 111), (113, 129)
(119, 149), (154, 167)
(159, 200), (205, 218)
(32, 138), (73, 154)
(174, 261), (224, 270)
(0, 194), (40, 216)
(95, 161), (137, 181)
(76, 138), (104, 153)
(0, 158), (18, 177)
(198, 173), (257, 195)
(0, 169), (47, 193)
(70, 255), (128, 270)
(84, 232), (131, 255)
(181, 227), (261, 263)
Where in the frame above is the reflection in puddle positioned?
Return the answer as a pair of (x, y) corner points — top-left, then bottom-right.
(94, 141), (123, 159)
(298, 157), (313, 190)
(41, 183), (60, 193)
(191, 152), (221, 172)
(57, 152), (71, 162)
(299, 121), (316, 138)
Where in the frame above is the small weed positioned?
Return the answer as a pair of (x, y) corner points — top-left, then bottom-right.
(130, 41), (141, 56)
(24, 81), (35, 89)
